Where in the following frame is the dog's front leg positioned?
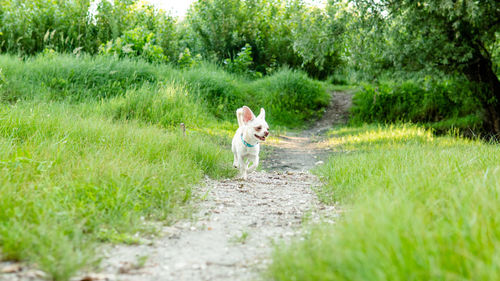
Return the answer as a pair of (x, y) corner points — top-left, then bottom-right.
(233, 153), (238, 168)
(248, 154), (259, 173)
(238, 155), (248, 180)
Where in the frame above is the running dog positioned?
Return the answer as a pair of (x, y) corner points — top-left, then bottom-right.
(231, 106), (270, 179)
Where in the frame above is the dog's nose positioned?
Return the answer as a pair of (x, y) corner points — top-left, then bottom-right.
(264, 131), (269, 137)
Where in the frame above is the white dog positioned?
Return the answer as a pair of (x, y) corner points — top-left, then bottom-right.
(231, 106), (270, 179)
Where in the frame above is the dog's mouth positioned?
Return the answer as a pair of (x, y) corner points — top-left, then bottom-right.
(255, 134), (266, 141)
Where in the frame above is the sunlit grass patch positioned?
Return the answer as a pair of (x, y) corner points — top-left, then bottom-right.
(268, 125), (500, 281)
(101, 82), (214, 129)
(325, 124), (434, 151)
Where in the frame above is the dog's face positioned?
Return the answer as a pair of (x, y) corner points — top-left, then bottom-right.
(242, 107), (270, 142)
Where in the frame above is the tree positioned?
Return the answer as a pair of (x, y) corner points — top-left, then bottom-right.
(349, 0), (500, 136)
(186, 0), (249, 61)
(292, 1), (348, 78)
(184, 0), (346, 77)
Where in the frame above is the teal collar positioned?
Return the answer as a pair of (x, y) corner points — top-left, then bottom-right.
(241, 134), (256, 147)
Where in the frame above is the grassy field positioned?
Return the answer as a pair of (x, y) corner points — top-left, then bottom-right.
(3, 53), (498, 280)
(0, 101), (235, 280)
(268, 125), (500, 281)
(0, 53), (329, 280)
(0, 54), (328, 127)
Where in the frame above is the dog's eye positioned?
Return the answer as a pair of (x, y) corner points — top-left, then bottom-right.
(256, 126), (262, 131)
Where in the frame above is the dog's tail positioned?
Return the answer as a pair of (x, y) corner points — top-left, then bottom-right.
(236, 107), (245, 128)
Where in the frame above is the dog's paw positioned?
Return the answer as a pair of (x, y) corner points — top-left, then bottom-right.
(234, 174), (248, 181)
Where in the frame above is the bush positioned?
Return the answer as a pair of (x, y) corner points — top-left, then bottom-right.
(224, 44), (261, 78)
(253, 68), (329, 126)
(350, 78), (483, 133)
(0, 0), (179, 58)
(177, 48), (202, 69)
(181, 64), (248, 118)
(99, 27), (168, 63)
(182, 66), (329, 126)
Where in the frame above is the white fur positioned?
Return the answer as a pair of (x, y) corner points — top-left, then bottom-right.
(231, 106), (270, 180)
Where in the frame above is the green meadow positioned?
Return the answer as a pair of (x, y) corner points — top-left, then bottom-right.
(268, 125), (500, 281)
(1, 0), (499, 280)
(0, 53), (327, 279)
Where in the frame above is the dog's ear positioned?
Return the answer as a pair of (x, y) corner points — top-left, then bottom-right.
(257, 108), (265, 119)
(242, 106), (255, 124)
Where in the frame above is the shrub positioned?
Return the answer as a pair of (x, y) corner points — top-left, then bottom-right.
(177, 48), (202, 69)
(0, 54), (329, 127)
(253, 68), (329, 126)
(350, 78), (482, 133)
(224, 44), (261, 78)
(99, 27), (168, 63)
(0, 0), (178, 57)
(181, 64), (248, 118)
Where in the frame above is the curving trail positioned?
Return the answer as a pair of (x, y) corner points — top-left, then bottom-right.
(0, 91), (352, 281)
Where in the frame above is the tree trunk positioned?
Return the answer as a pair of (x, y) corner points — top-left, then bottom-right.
(463, 54), (500, 138)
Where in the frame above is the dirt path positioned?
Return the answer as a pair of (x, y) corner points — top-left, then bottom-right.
(263, 90), (352, 172)
(97, 171), (336, 281)
(1, 91), (352, 281)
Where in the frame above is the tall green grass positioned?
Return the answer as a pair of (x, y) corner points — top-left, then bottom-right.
(0, 52), (331, 280)
(0, 102), (234, 280)
(0, 54), (328, 127)
(0, 54), (167, 102)
(101, 83), (215, 129)
(252, 69), (329, 125)
(268, 125), (500, 281)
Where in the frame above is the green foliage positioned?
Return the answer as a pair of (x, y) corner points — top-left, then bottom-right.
(224, 44), (259, 77)
(349, 0), (499, 73)
(181, 64), (247, 118)
(0, 0), (346, 78)
(0, 67), (5, 88)
(0, 53), (329, 128)
(346, 0), (500, 135)
(268, 125), (500, 281)
(181, 63), (328, 126)
(231, 44), (253, 74)
(0, 101), (234, 280)
(0, 54), (163, 101)
(185, 0), (345, 77)
(177, 48), (202, 69)
(0, 0), (178, 59)
(102, 83), (214, 129)
(0, 0), (93, 54)
(292, 2), (348, 78)
(253, 68), (329, 125)
(351, 78), (483, 133)
(99, 27), (168, 63)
